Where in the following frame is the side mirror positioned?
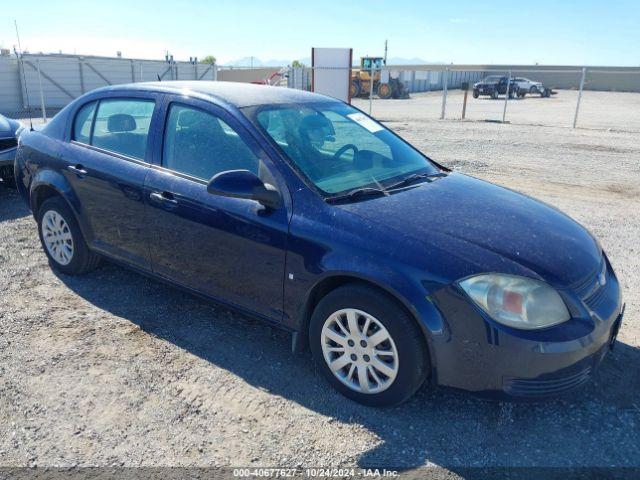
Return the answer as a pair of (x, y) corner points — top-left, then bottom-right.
(207, 169), (281, 209)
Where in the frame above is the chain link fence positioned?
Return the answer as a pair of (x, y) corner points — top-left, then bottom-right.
(283, 64), (640, 132)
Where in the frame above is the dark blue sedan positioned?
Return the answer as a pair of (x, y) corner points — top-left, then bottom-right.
(15, 81), (624, 406)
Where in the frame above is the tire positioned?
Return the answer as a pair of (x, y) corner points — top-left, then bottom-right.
(37, 196), (101, 275)
(349, 80), (361, 98)
(472, 90), (479, 99)
(491, 90), (499, 100)
(377, 83), (393, 99)
(529, 86), (537, 94)
(309, 284), (429, 407)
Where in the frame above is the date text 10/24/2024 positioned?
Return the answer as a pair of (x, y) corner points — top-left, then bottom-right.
(232, 468), (399, 478)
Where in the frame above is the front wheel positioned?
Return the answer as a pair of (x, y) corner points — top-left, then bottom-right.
(309, 284), (429, 407)
(349, 80), (362, 98)
(472, 90), (479, 98)
(37, 196), (101, 275)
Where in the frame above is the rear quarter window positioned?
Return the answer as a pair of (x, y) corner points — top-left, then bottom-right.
(72, 101), (97, 144)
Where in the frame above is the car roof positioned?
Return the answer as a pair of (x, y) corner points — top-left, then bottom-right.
(91, 81), (338, 108)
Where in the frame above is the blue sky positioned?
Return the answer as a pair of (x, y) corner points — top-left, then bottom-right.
(2, 0), (638, 66)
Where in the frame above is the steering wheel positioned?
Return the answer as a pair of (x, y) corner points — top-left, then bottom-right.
(333, 144), (358, 160)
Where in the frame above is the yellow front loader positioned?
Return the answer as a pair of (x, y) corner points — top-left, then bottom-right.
(350, 57), (408, 99)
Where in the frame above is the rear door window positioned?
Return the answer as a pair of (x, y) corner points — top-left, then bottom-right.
(91, 99), (155, 160)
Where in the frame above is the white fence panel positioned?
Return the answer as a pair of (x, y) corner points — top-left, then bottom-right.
(21, 56), (82, 108)
(0, 57), (21, 113)
(0, 54), (218, 113)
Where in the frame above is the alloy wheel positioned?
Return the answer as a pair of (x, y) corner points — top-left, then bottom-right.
(41, 210), (74, 266)
(321, 308), (399, 394)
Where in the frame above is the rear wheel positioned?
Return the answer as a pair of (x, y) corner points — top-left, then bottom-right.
(377, 83), (393, 99)
(309, 284), (429, 406)
(472, 90), (479, 98)
(529, 86), (537, 94)
(37, 196), (101, 275)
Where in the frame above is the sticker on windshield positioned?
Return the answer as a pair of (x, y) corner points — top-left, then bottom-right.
(347, 113), (384, 133)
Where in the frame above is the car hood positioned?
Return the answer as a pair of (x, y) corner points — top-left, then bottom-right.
(339, 173), (601, 287)
(0, 115), (20, 137)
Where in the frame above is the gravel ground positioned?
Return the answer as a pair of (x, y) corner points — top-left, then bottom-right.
(1, 93), (639, 472)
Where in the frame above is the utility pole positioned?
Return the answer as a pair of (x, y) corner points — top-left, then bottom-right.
(383, 39), (388, 65)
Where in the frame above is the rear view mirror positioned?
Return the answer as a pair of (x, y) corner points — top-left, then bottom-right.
(207, 169), (281, 209)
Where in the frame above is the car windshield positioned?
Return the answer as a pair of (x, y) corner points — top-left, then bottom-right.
(251, 102), (439, 196)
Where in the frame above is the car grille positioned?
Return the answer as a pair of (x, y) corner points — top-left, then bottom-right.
(570, 258), (608, 309)
(584, 282), (607, 309)
(503, 367), (592, 396)
(0, 137), (17, 152)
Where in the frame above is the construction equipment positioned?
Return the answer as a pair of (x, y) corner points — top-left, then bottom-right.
(251, 66), (289, 86)
(350, 57), (408, 100)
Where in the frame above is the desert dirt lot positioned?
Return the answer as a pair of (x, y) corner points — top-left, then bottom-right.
(1, 90), (640, 472)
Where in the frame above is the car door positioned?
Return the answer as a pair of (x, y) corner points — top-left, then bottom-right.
(60, 94), (160, 270)
(144, 96), (290, 322)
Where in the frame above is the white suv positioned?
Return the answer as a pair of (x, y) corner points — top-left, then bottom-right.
(512, 77), (544, 95)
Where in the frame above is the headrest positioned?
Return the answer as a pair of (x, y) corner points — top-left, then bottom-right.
(177, 109), (227, 139)
(107, 114), (137, 133)
(177, 109), (204, 128)
(299, 113), (335, 139)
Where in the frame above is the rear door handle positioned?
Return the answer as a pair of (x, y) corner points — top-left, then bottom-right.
(67, 164), (88, 177)
(149, 191), (178, 206)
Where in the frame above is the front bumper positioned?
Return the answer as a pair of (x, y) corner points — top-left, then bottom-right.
(429, 258), (623, 400)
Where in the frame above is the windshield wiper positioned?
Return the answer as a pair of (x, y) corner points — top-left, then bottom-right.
(386, 172), (447, 191)
(325, 187), (388, 203)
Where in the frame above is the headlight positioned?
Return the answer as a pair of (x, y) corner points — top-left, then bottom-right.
(458, 274), (570, 330)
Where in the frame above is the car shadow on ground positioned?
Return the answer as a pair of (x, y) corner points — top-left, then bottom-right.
(56, 262), (640, 472)
(0, 186), (30, 222)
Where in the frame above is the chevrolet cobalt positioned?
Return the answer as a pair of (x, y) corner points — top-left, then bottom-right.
(15, 82), (624, 406)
